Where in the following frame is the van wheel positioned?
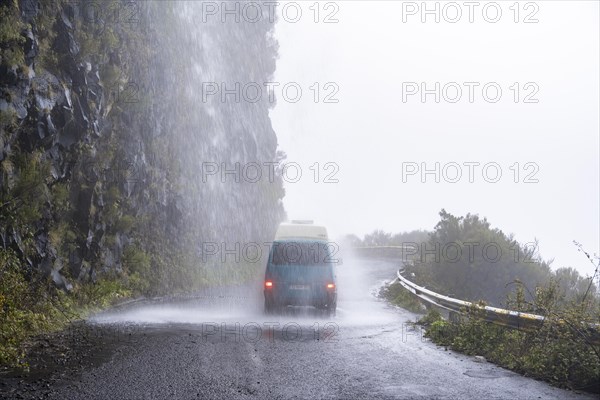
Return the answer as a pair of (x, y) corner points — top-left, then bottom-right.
(323, 305), (336, 318)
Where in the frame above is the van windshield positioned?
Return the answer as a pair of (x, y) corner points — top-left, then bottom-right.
(271, 241), (332, 266)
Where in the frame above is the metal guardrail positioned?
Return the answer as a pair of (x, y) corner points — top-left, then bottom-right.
(352, 246), (416, 259)
(394, 269), (600, 345)
(354, 246), (415, 249)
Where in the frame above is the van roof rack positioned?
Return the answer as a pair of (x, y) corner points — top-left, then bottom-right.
(275, 222), (328, 240)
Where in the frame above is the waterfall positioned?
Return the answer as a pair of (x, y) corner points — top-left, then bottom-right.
(0, 0), (286, 293)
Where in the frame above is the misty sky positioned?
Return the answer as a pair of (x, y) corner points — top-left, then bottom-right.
(269, 1), (599, 275)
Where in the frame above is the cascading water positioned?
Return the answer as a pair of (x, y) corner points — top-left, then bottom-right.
(0, 0), (285, 297)
(142, 1), (286, 284)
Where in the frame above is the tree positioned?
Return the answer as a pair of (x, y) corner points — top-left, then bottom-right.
(408, 209), (552, 306)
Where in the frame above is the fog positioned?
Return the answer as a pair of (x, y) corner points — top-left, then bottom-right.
(270, 1), (599, 275)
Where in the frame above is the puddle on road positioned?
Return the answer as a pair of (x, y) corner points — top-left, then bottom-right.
(89, 298), (398, 330)
(463, 368), (515, 379)
(89, 258), (403, 330)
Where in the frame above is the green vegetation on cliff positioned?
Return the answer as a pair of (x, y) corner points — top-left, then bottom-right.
(1, 0), (284, 367)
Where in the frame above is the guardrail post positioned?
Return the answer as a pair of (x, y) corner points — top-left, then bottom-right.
(402, 322), (423, 343)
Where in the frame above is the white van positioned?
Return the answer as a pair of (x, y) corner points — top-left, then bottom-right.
(264, 221), (337, 316)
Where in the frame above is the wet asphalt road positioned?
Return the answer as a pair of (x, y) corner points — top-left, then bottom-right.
(3, 258), (596, 400)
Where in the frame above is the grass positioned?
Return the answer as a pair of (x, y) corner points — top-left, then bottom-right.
(0, 248), (134, 369)
(380, 281), (426, 314)
(418, 305), (600, 392)
(379, 274), (600, 393)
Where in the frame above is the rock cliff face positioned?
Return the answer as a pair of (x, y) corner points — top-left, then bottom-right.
(0, 0), (286, 295)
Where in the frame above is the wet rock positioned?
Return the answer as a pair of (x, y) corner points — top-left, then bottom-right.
(0, 64), (19, 86)
(40, 257), (52, 275)
(3, 85), (30, 120)
(19, 0), (39, 22)
(11, 228), (25, 257)
(46, 144), (63, 179)
(32, 70), (63, 111)
(54, 8), (79, 57)
(45, 113), (57, 138)
(57, 114), (81, 148)
(23, 27), (38, 64)
(68, 248), (83, 278)
(72, 93), (90, 129)
(34, 231), (49, 257)
(0, 97), (8, 113)
(51, 269), (73, 292)
(102, 247), (115, 271)
(71, 63), (90, 91)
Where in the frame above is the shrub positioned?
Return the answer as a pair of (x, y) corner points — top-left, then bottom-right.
(380, 281), (426, 313)
(421, 288), (600, 392)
